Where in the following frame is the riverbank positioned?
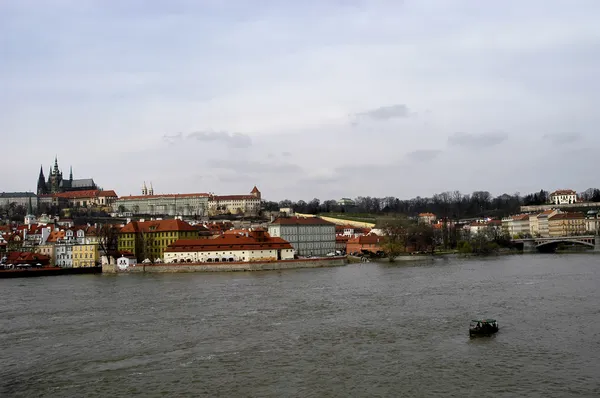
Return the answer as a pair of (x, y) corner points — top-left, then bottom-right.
(102, 256), (347, 273)
(0, 266), (102, 278)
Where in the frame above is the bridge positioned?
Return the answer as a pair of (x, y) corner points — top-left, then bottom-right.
(513, 235), (600, 252)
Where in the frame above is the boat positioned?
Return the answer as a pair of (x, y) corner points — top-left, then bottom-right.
(469, 319), (499, 337)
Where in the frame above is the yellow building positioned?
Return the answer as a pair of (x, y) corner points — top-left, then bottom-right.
(118, 219), (199, 262)
(548, 212), (586, 237)
(72, 244), (99, 267)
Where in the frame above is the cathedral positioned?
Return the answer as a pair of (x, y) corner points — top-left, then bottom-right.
(37, 157), (97, 195)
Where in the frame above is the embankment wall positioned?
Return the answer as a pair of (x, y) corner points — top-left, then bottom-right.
(102, 257), (346, 274)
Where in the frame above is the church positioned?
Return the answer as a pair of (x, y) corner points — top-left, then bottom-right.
(37, 157), (97, 195)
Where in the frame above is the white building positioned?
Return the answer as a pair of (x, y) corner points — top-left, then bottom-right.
(114, 191), (209, 216)
(208, 186), (262, 216)
(549, 190), (577, 205)
(55, 241), (74, 267)
(163, 229), (295, 263)
(268, 216), (336, 256)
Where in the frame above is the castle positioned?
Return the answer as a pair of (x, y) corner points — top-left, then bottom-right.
(37, 157), (97, 195)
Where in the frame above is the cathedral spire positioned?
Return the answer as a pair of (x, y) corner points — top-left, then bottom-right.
(37, 165), (47, 195)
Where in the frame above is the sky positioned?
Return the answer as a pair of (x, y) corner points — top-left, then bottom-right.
(1, 0), (600, 202)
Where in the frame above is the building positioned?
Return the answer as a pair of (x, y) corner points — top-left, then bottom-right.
(208, 186), (262, 216)
(537, 209), (559, 237)
(503, 214), (530, 237)
(337, 198), (355, 207)
(548, 212), (586, 237)
(335, 235), (349, 252)
(72, 244), (99, 267)
(346, 234), (383, 254)
(117, 251), (138, 270)
(0, 192), (38, 211)
(55, 241), (74, 267)
(529, 214), (540, 237)
(163, 229), (295, 263)
(549, 190), (577, 205)
(114, 188), (209, 217)
(4, 251), (51, 266)
(37, 157), (97, 195)
(118, 219), (200, 262)
(268, 216), (335, 256)
(52, 190), (118, 208)
(585, 210), (600, 234)
(418, 213), (436, 224)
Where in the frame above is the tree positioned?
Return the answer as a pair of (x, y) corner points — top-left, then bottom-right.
(97, 224), (120, 261)
(380, 218), (411, 261)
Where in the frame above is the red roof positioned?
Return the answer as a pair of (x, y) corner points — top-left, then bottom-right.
(120, 219), (198, 234)
(270, 216), (334, 226)
(165, 234), (292, 252)
(98, 190), (118, 197)
(551, 189), (576, 195)
(211, 195), (258, 201)
(349, 234), (382, 245)
(251, 186), (260, 194)
(549, 212), (584, 220)
(5, 251), (50, 265)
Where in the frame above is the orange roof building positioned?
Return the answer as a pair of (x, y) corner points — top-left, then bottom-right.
(164, 229), (294, 263)
(118, 219), (200, 262)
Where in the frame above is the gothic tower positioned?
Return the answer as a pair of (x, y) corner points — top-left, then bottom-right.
(49, 156), (63, 193)
(37, 165), (47, 195)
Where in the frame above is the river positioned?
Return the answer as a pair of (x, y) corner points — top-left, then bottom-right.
(1, 254), (599, 397)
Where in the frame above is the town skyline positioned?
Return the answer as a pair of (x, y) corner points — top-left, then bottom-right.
(2, 1), (600, 200)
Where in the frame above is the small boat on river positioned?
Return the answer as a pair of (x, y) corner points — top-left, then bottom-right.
(469, 319), (499, 337)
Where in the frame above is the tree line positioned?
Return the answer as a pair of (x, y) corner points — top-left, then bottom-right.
(262, 188), (600, 220)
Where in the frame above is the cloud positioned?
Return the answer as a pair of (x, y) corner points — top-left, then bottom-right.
(351, 104), (411, 125)
(209, 159), (303, 174)
(161, 131), (252, 148)
(405, 149), (442, 162)
(447, 132), (508, 148)
(187, 131), (252, 148)
(162, 132), (183, 145)
(542, 132), (581, 144)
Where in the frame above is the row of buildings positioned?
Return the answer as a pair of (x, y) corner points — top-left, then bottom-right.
(1, 211), (342, 266)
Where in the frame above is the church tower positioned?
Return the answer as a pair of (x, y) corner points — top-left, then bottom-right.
(49, 156), (63, 193)
(142, 181), (148, 196)
(149, 182), (154, 196)
(24, 196), (37, 226)
(37, 165), (48, 195)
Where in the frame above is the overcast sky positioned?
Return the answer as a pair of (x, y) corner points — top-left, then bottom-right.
(2, 0), (599, 201)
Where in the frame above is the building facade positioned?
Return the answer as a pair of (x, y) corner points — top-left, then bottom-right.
(346, 235), (383, 254)
(537, 209), (559, 237)
(548, 212), (586, 237)
(114, 192), (209, 217)
(208, 186), (262, 216)
(163, 229), (295, 263)
(118, 219), (200, 262)
(549, 190), (577, 205)
(268, 216), (336, 256)
(72, 244), (99, 267)
(0, 192), (38, 211)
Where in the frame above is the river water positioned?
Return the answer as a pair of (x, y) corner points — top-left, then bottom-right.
(1, 254), (600, 397)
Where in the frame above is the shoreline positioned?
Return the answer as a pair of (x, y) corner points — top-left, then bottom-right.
(102, 256), (347, 273)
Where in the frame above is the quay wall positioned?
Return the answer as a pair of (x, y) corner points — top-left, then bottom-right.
(102, 257), (347, 274)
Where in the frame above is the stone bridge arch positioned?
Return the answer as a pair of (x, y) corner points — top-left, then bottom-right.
(536, 238), (595, 252)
